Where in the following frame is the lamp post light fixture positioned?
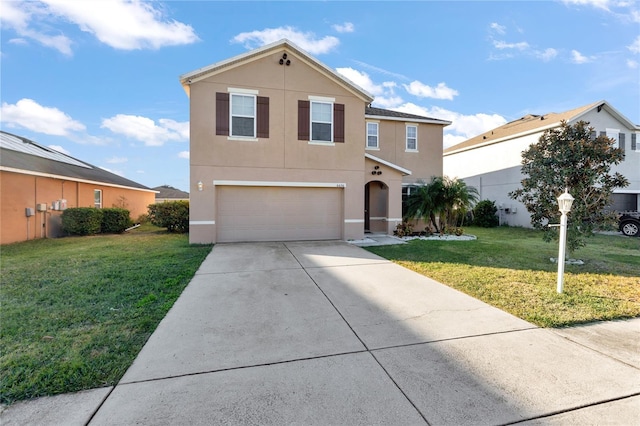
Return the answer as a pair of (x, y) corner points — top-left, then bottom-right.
(556, 188), (574, 294)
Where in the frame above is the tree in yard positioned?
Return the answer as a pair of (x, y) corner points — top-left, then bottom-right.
(509, 120), (628, 253)
(404, 176), (479, 232)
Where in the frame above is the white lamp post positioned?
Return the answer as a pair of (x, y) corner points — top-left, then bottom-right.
(556, 188), (574, 294)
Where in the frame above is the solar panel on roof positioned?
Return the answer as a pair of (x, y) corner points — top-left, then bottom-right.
(0, 132), (91, 169)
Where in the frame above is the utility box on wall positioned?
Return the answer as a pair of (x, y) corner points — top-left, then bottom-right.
(36, 203), (47, 212)
(25, 207), (35, 217)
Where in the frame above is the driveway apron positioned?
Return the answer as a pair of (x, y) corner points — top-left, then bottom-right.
(88, 241), (639, 425)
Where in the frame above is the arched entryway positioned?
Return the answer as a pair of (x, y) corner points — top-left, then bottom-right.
(364, 180), (389, 233)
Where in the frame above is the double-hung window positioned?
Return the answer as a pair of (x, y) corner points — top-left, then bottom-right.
(94, 189), (102, 209)
(367, 122), (379, 149)
(406, 125), (417, 151)
(230, 93), (256, 138)
(311, 101), (333, 142)
(216, 89), (269, 139)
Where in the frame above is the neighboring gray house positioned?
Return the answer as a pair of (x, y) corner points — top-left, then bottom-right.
(443, 100), (640, 227)
(153, 185), (189, 203)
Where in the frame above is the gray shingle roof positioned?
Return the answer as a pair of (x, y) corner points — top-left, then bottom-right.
(153, 185), (189, 199)
(365, 107), (451, 125)
(0, 131), (153, 191)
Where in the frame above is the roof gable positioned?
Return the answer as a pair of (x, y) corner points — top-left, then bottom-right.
(179, 39), (374, 103)
(444, 100), (640, 155)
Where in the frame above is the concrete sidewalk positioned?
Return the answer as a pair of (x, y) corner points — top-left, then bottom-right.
(2, 241), (639, 425)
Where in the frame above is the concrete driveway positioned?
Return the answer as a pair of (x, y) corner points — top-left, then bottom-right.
(3, 241), (639, 425)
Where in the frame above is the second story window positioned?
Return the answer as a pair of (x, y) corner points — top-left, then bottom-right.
(216, 89), (269, 139)
(230, 94), (256, 137)
(311, 101), (333, 142)
(298, 97), (345, 144)
(406, 125), (417, 151)
(367, 122), (379, 149)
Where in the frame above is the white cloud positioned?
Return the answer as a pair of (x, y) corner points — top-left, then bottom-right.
(0, 98), (85, 135)
(571, 49), (594, 63)
(336, 67), (383, 95)
(561, 0), (611, 11)
(537, 48), (558, 61)
(627, 59), (638, 69)
(48, 145), (71, 155)
(493, 40), (530, 51)
(403, 81), (459, 100)
(178, 151), (190, 159)
(0, 0), (198, 54)
(628, 36), (640, 54)
(101, 114), (188, 147)
(106, 156), (128, 164)
(489, 22), (506, 35)
(232, 26), (339, 55)
(333, 22), (354, 33)
(0, 1), (73, 55)
(392, 103), (507, 149)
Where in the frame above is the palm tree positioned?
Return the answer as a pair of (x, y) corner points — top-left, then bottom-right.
(403, 176), (479, 233)
(441, 176), (479, 228)
(403, 177), (446, 233)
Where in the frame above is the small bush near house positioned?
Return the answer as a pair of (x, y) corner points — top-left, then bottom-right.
(61, 207), (103, 236)
(148, 201), (189, 233)
(473, 200), (500, 228)
(101, 208), (133, 234)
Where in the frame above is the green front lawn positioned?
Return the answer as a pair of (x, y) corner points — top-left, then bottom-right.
(366, 227), (640, 328)
(0, 225), (212, 405)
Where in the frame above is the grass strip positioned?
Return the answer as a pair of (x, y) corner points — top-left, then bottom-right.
(366, 226), (640, 328)
(0, 225), (211, 404)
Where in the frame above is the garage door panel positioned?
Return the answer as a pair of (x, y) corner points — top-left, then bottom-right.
(217, 187), (342, 242)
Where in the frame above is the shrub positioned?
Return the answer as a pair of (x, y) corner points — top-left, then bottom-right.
(61, 208), (103, 236)
(394, 222), (414, 237)
(101, 208), (132, 234)
(147, 201), (189, 233)
(473, 200), (499, 228)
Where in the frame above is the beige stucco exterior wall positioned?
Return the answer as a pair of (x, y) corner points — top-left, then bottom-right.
(188, 48), (368, 244)
(367, 119), (444, 184)
(1, 170), (155, 245)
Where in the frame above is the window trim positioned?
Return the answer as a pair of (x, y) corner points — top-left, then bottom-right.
(94, 189), (102, 209)
(310, 100), (334, 143)
(606, 128), (620, 149)
(229, 92), (257, 139)
(406, 124), (418, 152)
(366, 121), (379, 150)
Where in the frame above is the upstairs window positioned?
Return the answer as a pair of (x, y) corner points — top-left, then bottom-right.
(216, 90), (269, 139)
(367, 122), (379, 149)
(606, 128), (620, 149)
(406, 125), (417, 151)
(230, 94), (255, 137)
(298, 98), (344, 143)
(311, 101), (333, 142)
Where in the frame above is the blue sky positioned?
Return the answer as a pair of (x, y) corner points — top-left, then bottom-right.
(1, 0), (638, 192)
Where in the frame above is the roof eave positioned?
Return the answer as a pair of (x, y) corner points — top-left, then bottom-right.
(365, 114), (451, 126)
(365, 153), (412, 175)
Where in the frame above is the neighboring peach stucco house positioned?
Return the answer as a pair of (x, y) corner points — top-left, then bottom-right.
(181, 39), (450, 244)
(0, 131), (156, 245)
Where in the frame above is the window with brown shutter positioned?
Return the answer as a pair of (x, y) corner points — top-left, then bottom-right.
(257, 96), (269, 138)
(216, 92), (229, 136)
(334, 103), (345, 143)
(298, 100), (310, 140)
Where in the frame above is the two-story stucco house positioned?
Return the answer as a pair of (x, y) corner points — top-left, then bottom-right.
(180, 39), (450, 244)
(443, 100), (640, 228)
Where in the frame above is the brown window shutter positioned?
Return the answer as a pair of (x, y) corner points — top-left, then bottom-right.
(334, 103), (345, 143)
(216, 92), (229, 136)
(257, 96), (269, 138)
(298, 100), (310, 140)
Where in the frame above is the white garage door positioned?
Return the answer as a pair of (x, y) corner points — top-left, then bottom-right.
(217, 186), (343, 242)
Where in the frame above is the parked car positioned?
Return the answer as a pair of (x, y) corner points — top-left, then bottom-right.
(618, 211), (640, 237)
